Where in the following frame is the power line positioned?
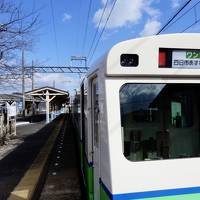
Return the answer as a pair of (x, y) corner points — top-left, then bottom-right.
(161, 0), (200, 33)
(50, 0), (60, 64)
(87, 0), (109, 59)
(88, 0), (118, 65)
(88, 0), (194, 65)
(156, 0), (192, 35)
(75, 0), (83, 55)
(182, 18), (200, 32)
(82, 0), (93, 54)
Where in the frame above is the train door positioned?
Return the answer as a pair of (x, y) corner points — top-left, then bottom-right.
(81, 84), (86, 179)
(91, 77), (100, 200)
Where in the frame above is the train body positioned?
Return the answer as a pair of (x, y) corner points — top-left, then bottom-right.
(73, 33), (200, 200)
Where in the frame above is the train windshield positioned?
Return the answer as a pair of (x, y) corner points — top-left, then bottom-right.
(120, 83), (200, 161)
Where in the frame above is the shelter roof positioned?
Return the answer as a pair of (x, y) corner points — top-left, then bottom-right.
(25, 86), (69, 105)
(0, 93), (42, 103)
(0, 94), (21, 102)
(25, 86), (69, 96)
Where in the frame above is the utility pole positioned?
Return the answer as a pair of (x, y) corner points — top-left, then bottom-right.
(46, 90), (50, 123)
(31, 60), (36, 116)
(32, 60), (34, 90)
(22, 50), (25, 117)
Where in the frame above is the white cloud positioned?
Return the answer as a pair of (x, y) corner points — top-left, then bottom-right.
(140, 19), (161, 36)
(171, 0), (182, 9)
(62, 12), (72, 22)
(93, 0), (160, 30)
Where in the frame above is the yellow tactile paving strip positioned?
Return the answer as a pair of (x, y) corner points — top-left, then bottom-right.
(8, 117), (64, 200)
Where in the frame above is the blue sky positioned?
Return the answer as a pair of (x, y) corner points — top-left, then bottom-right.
(3, 0), (200, 94)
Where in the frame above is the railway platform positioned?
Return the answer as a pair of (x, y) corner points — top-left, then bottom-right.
(39, 114), (82, 200)
(0, 114), (82, 200)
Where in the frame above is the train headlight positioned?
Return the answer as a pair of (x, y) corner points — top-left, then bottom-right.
(120, 54), (139, 67)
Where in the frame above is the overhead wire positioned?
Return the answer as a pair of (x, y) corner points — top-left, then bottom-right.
(88, 0), (195, 65)
(87, 0), (109, 59)
(82, 0), (93, 55)
(88, 0), (118, 65)
(75, 0), (82, 56)
(160, 0), (200, 33)
(156, 0), (192, 34)
(50, 0), (60, 64)
(181, 18), (200, 32)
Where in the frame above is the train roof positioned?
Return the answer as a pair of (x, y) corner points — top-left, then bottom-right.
(87, 33), (200, 78)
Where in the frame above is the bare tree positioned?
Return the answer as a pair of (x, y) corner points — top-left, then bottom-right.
(0, 0), (39, 81)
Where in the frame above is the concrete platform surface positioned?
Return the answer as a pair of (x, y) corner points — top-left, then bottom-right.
(0, 117), (62, 200)
(8, 117), (64, 200)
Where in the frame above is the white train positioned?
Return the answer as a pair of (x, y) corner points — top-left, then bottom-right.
(73, 33), (200, 200)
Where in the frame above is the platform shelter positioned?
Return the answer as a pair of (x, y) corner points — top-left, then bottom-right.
(26, 87), (69, 123)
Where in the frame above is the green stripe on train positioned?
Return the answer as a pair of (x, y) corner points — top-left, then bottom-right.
(100, 183), (110, 200)
(74, 129), (93, 199)
(83, 155), (94, 200)
(100, 184), (200, 200)
(145, 193), (200, 200)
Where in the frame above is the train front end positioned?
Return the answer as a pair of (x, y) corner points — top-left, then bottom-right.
(102, 33), (200, 200)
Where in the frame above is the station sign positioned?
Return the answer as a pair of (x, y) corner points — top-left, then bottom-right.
(172, 50), (200, 68)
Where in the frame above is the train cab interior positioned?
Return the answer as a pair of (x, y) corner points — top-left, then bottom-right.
(120, 83), (200, 161)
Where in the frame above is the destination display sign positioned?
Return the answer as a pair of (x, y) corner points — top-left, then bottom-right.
(172, 50), (200, 68)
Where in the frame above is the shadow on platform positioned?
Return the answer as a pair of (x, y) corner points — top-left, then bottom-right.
(0, 115), (63, 200)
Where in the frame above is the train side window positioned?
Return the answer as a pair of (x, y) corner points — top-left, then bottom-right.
(84, 89), (88, 142)
(92, 78), (99, 147)
(120, 83), (200, 162)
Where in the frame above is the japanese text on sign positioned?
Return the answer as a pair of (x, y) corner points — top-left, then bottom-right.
(186, 51), (200, 59)
(172, 50), (200, 68)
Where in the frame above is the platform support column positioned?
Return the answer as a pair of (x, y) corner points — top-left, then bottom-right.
(0, 115), (2, 137)
(45, 90), (56, 124)
(46, 90), (50, 124)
